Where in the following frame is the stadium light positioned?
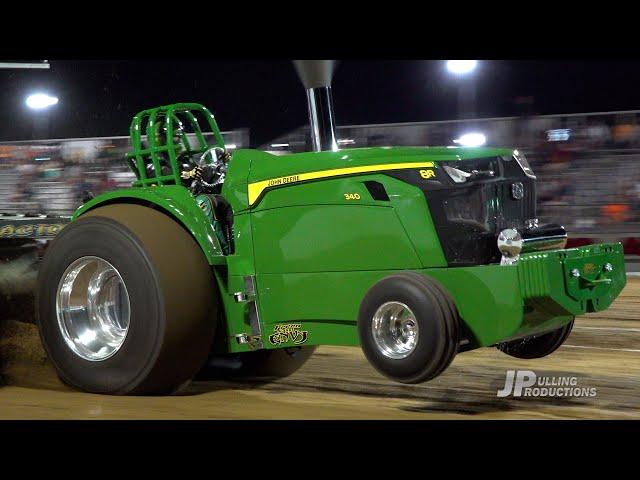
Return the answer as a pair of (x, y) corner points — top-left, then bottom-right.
(26, 93), (59, 110)
(446, 60), (478, 75)
(453, 132), (486, 147)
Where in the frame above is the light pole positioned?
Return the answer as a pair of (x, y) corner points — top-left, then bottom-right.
(446, 60), (478, 119)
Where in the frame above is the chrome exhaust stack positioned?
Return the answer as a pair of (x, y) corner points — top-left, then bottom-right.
(293, 60), (338, 152)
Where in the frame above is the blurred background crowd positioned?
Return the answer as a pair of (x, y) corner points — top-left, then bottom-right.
(0, 129), (249, 218)
(1, 110), (640, 243)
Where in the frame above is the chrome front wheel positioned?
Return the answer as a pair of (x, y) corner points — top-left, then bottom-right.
(56, 256), (130, 361)
(371, 301), (419, 360)
(358, 273), (460, 384)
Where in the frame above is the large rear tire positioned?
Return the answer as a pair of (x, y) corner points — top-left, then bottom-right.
(36, 204), (217, 395)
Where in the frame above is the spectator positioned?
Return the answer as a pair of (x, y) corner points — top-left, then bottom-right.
(612, 116), (636, 148)
(585, 118), (611, 149)
(628, 183), (640, 222)
(601, 196), (631, 225)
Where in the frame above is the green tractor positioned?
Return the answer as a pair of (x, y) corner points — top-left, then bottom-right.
(36, 62), (626, 395)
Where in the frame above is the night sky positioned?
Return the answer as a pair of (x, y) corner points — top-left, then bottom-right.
(1, 60), (640, 146)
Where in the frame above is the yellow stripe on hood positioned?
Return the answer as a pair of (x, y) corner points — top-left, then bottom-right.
(247, 161), (435, 206)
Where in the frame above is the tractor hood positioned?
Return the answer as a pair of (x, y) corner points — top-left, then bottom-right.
(249, 146), (514, 183)
(244, 146), (515, 207)
(227, 145), (537, 267)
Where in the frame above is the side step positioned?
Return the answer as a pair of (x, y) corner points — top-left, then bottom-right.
(233, 275), (263, 349)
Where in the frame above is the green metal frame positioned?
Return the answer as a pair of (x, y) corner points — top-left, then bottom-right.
(247, 245), (624, 352)
(126, 103), (225, 187)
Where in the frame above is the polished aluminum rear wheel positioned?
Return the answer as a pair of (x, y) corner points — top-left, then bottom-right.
(56, 256), (130, 361)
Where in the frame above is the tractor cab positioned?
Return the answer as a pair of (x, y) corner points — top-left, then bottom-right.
(126, 103), (229, 191)
(126, 103), (234, 253)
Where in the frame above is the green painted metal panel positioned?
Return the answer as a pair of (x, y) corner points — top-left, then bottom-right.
(220, 149), (256, 213)
(72, 185), (226, 265)
(250, 174), (447, 269)
(251, 205), (422, 274)
(517, 242), (626, 316)
(249, 243), (626, 351)
(248, 146), (514, 186)
(385, 176), (448, 268)
(253, 266), (536, 349)
(424, 266), (524, 345)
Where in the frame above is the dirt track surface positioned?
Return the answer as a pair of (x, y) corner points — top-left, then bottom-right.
(1, 280), (639, 419)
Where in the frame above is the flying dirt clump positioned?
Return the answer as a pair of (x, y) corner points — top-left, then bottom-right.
(0, 252), (38, 296)
(0, 242), (40, 324)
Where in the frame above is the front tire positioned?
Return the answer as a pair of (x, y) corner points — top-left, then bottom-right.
(358, 272), (459, 384)
(497, 319), (574, 359)
(36, 204), (217, 395)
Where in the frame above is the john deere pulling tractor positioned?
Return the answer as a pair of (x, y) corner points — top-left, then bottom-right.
(35, 62), (626, 395)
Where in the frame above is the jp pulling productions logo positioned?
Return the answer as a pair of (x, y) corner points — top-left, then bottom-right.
(497, 370), (597, 398)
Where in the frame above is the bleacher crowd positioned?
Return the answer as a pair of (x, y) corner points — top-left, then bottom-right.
(1, 112), (640, 237)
